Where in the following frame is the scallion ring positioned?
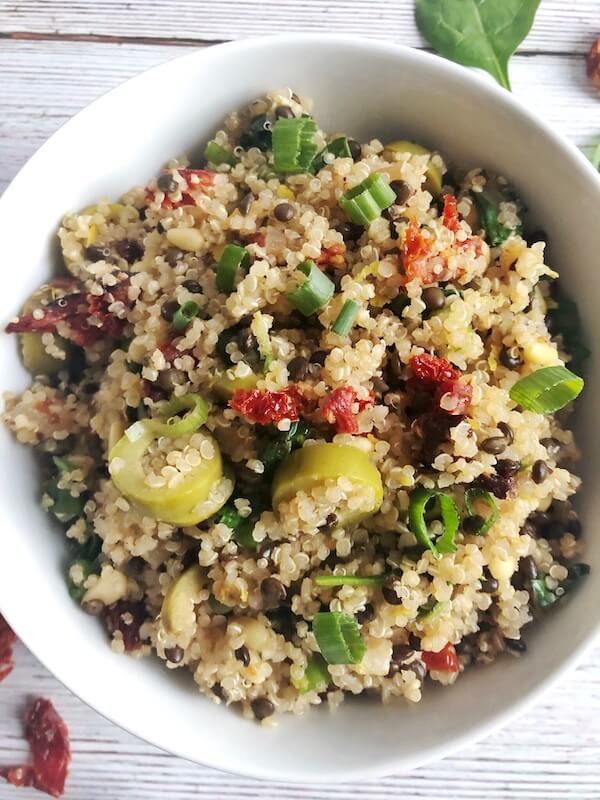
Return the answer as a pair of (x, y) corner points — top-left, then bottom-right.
(204, 140), (239, 167)
(148, 394), (210, 438)
(408, 487), (459, 558)
(463, 487), (498, 536)
(509, 365), (584, 413)
(287, 260), (334, 316)
(315, 574), (385, 587)
(172, 301), (199, 331)
(312, 611), (365, 665)
(331, 299), (360, 336)
(292, 654), (330, 693)
(272, 116), (318, 174)
(339, 173), (396, 227)
(216, 244), (250, 293)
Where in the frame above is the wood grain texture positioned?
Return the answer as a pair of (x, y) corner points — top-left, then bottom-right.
(2, 2), (600, 798)
(2, 0), (599, 54)
(1, 40), (600, 192)
(1, 643), (600, 800)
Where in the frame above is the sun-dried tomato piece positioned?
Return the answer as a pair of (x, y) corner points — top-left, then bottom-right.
(316, 243), (346, 268)
(442, 194), (461, 234)
(422, 642), (459, 673)
(1, 698), (71, 798)
(436, 379), (473, 415)
(230, 386), (311, 425)
(410, 353), (459, 389)
(0, 614), (16, 683)
(247, 232), (266, 247)
(319, 386), (374, 434)
(158, 339), (193, 364)
(403, 220), (434, 283)
(103, 600), (149, 653)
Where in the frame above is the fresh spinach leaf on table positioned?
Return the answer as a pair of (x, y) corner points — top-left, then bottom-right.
(415, 0), (541, 90)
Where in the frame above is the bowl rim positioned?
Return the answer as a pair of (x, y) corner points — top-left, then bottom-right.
(1, 32), (600, 783)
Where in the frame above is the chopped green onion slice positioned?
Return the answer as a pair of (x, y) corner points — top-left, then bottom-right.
(464, 487), (498, 536)
(530, 576), (557, 609)
(172, 301), (199, 331)
(315, 574), (385, 587)
(312, 137), (352, 172)
(272, 116), (318, 174)
(251, 310), (274, 372)
(312, 612), (365, 665)
(287, 260), (334, 316)
(148, 394), (209, 438)
(509, 366), (584, 413)
(408, 487), (459, 559)
(204, 140), (239, 167)
(292, 654), (330, 693)
(339, 173), (396, 227)
(216, 244), (250, 293)
(331, 299), (360, 336)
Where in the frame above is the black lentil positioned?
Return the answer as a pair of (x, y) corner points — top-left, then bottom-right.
(422, 286), (446, 312)
(391, 644), (414, 665)
(335, 222), (362, 243)
(82, 599), (105, 616)
(115, 239), (144, 264)
(382, 576), (402, 605)
(390, 179), (413, 204)
(165, 247), (184, 267)
(499, 345), (523, 369)
(371, 376), (389, 395)
(495, 461), (519, 481)
(161, 300), (180, 322)
(310, 350), (328, 366)
(157, 173), (177, 193)
(347, 139), (362, 161)
(274, 202), (295, 222)
(532, 459), (550, 484)
(541, 520), (564, 540)
(235, 645), (251, 666)
(505, 637), (527, 653)
(407, 660), (427, 681)
(519, 556), (539, 580)
(497, 422), (514, 444)
(481, 576), (499, 594)
(238, 191), (255, 215)
(540, 437), (561, 458)
(569, 518), (583, 538)
(212, 683), (226, 701)
(251, 697), (275, 720)
(287, 355), (309, 381)
(85, 245), (107, 262)
(356, 603), (375, 625)
(321, 512), (338, 533)
(463, 514), (486, 534)
(182, 280), (202, 294)
(481, 436), (507, 455)
(260, 577), (286, 609)
(165, 645), (184, 664)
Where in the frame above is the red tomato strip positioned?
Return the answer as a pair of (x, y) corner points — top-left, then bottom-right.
(1, 698), (71, 798)
(442, 194), (461, 233)
(403, 220), (434, 283)
(0, 614), (16, 683)
(422, 642), (459, 673)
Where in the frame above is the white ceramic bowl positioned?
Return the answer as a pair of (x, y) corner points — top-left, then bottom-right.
(0, 34), (599, 783)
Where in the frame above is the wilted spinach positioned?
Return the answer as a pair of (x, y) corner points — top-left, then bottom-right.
(415, 0), (541, 90)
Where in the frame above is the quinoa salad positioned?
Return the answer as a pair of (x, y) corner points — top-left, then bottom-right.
(2, 89), (589, 724)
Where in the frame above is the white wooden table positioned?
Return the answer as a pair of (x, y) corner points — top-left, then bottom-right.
(1, 2), (600, 798)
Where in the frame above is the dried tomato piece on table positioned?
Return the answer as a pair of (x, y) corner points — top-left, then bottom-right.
(0, 698), (71, 798)
(0, 614), (16, 683)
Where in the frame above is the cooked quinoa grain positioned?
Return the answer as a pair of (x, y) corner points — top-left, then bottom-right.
(2, 89), (589, 723)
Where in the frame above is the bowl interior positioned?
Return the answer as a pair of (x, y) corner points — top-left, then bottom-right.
(0, 36), (598, 782)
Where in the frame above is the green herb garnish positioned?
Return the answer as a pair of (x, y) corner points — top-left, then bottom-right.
(473, 188), (520, 246)
(415, 0), (541, 91)
(313, 612), (365, 665)
(239, 113), (272, 152)
(293, 654), (330, 693)
(312, 137), (353, 172)
(408, 487), (460, 558)
(204, 140), (239, 167)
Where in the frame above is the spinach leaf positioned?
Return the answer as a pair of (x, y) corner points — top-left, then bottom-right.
(239, 113), (272, 152)
(473, 188), (520, 246)
(415, 0), (541, 90)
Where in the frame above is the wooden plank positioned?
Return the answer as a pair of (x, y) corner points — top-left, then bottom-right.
(1, 40), (599, 193)
(1, 0), (600, 54)
(1, 643), (599, 799)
